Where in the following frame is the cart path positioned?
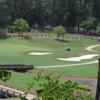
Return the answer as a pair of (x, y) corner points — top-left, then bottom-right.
(36, 60), (98, 68)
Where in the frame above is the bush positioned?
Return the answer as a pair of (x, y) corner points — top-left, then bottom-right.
(96, 23), (100, 35)
(81, 17), (97, 31)
(21, 72), (94, 100)
(0, 69), (11, 82)
(52, 26), (65, 40)
(8, 18), (30, 33)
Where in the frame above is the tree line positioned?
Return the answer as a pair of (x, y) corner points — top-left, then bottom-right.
(0, 0), (100, 34)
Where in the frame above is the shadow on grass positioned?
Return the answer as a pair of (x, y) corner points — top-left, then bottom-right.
(0, 36), (9, 40)
(55, 39), (69, 43)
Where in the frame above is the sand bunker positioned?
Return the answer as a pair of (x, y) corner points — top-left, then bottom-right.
(86, 44), (100, 52)
(57, 54), (99, 61)
(28, 52), (52, 55)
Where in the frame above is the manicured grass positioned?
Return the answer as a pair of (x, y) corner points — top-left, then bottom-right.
(0, 38), (98, 66)
(35, 63), (98, 77)
(6, 64), (98, 89)
(0, 38), (99, 89)
(7, 72), (34, 89)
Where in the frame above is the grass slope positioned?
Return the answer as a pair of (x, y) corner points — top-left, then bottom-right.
(0, 38), (98, 66)
(0, 38), (99, 89)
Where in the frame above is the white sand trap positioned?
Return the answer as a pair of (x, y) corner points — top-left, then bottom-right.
(86, 44), (100, 52)
(57, 54), (99, 61)
(28, 52), (52, 55)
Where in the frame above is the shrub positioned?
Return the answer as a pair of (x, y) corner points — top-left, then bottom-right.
(81, 17), (96, 31)
(52, 26), (65, 40)
(8, 18), (30, 33)
(0, 69), (11, 82)
(21, 72), (94, 100)
(96, 23), (100, 35)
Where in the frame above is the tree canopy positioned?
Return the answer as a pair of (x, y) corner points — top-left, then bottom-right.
(81, 17), (97, 31)
(8, 18), (30, 33)
(0, 0), (100, 31)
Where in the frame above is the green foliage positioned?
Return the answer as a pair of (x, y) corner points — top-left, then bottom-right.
(52, 26), (65, 40)
(22, 72), (94, 100)
(52, 26), (65, 35)
(81, 17), (97, 31)
(0, 0), (99, 33)
(96, 23), (100, 35)
(0, 69), (11, 82)
(8, 18), (30, 33)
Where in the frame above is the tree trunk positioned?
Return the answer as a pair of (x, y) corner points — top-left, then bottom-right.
(95, 59), (100, 100)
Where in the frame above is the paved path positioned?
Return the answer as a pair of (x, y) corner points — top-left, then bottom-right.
(36, 60), (98, 68)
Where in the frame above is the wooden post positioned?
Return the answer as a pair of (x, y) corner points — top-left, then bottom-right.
(96, 59), (100, 100)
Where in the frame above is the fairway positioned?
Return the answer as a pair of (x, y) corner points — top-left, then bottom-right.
(0, 38), (99, 66)
(0, 38), (99, 88)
